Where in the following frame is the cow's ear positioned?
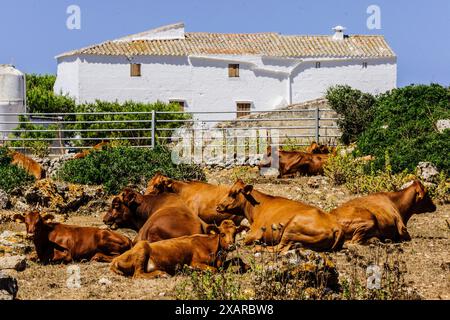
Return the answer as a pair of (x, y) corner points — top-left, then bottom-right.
(236, 225), (250, 234)
(206, 225), (220, 235)
(242, 184), (253, 195)
(43, 214), (55, 222)
(122, 191), (137, 206)
(13, 214), (25, 223)
(165, 178), (174, 189)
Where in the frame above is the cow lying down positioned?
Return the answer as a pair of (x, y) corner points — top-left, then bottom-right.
(110, 220), (248, 279)
(14, 211), (132, 264)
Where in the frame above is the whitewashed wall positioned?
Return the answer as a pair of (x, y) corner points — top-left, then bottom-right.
(54, 56), (80, 101)
(291, 57), (397, 102)
(54, 54), (396, 121)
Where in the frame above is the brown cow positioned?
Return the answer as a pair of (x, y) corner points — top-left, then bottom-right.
(305, 141), (336, 155)
(103, 188), (207, 243)
(73, 141), (109, 159)
(145, 173), (243, 225)
(14, 211), (131, 263)
(330, 180), (436, 244)
(10, 151), (45, 180)
(110, 220), (247, 279)
(216, 179), (344, 252)
(259, 147), (329, 177)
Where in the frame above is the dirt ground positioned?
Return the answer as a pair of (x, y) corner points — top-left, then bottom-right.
(1, 169), (449, 300)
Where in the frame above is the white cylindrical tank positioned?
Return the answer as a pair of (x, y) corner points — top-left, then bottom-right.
(0, 65), (26, 139)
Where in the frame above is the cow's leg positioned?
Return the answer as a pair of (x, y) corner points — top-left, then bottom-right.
(91, 252), (115, 263)
(52, 249), (73, 263)
(395, 218), (411, 242)
(350, 220), (378, 244)
(244, 228), (264, 246)
(190, 262), (217, 273)
(133, 270), (170, 280)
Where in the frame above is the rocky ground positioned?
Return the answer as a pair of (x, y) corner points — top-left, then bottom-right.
(0, 167), (448, 300)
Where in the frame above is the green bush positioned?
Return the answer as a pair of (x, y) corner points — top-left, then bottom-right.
(326, 85), (376, 145)
(7, 118), (58, 157)
(357, 84), (450, 174)
(56, 145), (205, 194)
(324, 150), (413, 194)
(0, 147), (35, 193)
(26, 74), (75, 114)
(67, 100), (189, 147)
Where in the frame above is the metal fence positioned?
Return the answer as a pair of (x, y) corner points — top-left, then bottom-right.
(0, 107), (340, 157)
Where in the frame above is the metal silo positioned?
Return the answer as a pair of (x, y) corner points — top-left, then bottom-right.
(0, 65), (26, 139)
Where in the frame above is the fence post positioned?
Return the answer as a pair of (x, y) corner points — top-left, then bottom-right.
(315, 105), (320, 142)
(151, 110), (156, 148)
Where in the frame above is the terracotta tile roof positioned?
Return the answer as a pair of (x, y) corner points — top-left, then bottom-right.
(57, 32), (395, 59)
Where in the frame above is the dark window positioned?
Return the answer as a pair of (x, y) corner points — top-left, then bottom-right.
(130, 63), (141, 77)
(315, 62), (321, 68)
(236, 102), (251, 118)
(362, 62), (368, 68)
(169, 100), (185, 111)
(228, 64), (240, 77)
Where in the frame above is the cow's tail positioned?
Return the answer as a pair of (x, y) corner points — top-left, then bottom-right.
(331, 227), (345, 251)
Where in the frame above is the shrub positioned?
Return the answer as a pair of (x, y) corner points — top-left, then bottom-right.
(324, 151), (413, 194)
(0, 147), (35, 192)
(326, 85), (376, 145)
(357, 84), (450, 174)
(7, 118), (58, 157)
(175, 267), (245, 300)
(26, 74), (75, 114)
(56, 145), (205, 194)
(67, 100), (189, 147)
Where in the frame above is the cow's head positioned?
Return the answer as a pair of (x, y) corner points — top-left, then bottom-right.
(145, 173), (174, 195)
(206, 220), (249, 251)
(410, 180), (436, 214)
(14, 211), (55, 238)
(258, 146), (278, 168)
(103, 188), (142, 229)
(216, 179), (257, 214)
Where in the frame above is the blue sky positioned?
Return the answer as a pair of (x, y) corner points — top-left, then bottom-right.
(1, 0), (449, 87)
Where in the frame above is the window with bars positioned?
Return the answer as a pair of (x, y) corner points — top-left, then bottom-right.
(130, 63), (141, 77)
(236, 102), (251, 118)
(362, 62), (368, 69)
(228, 64), (240, 77)
(315, 62), (321, 68)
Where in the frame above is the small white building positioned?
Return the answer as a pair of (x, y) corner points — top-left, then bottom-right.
(54, 23), (396, 120)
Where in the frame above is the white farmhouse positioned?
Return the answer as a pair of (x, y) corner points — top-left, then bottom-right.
(54, 23), (396, 120)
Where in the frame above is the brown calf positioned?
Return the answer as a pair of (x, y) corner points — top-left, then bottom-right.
(145, 173), (243, 225)
(103, 188), (207, 243)
(10, 151), (45, 180)
(110, 220), (247, 279)
(14, 211), (131, 263)
(305, 141), (336, 155)
(216, 179), (344, 252)
(73, 141), (109, 159)
(330, 180), (436, 244)
(259, 147), (329, 177)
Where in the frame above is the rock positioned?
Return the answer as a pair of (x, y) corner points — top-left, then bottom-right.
(0, 231), (32, 257)
(0, 255), (27, 271)
(240, 219), (251, 228)
(98, 278), (112, 286)
(307, 177), (322, 189)
(259, 167), (279, 177)
(12, 200), (30, 212)
(0, 272), (18, 300)
(416, 162), (440, 183)
(436, 119), (450, 133)
(23, 179), (104, 213)
(0, 189), (10, 210)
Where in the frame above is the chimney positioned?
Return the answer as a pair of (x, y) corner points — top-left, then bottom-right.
(332, 25), (346, 40)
